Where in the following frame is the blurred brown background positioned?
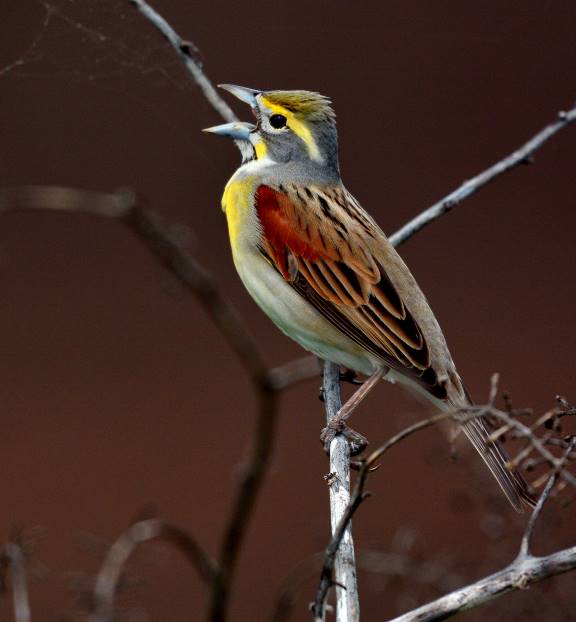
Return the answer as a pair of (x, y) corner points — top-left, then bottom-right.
(1, 0), (576, 619)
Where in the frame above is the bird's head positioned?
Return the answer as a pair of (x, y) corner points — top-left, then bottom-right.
(204, 85), (339, 176)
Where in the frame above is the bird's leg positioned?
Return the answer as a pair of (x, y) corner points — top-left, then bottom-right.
(319, 369), (363, 402)
(320, 368), (384, 455)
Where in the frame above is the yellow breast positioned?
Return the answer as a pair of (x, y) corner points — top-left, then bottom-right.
(221, 175), (259, 253)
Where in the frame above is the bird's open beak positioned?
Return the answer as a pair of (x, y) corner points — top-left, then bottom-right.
(203, 85), (260, 141)
(202, 121), (255, 141)
(218, 84), (260, 109)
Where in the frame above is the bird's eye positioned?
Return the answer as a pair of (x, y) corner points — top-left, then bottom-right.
(269, 114), (287, 129)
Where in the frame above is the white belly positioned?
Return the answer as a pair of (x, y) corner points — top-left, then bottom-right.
(234, 248), (377, 375)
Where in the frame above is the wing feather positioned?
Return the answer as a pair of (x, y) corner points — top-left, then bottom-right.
(255, 183), (445, 397)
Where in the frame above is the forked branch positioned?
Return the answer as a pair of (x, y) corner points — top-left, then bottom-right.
(313, 378), (576, 621)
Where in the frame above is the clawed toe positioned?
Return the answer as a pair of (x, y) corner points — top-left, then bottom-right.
(320, 420), (368, 456)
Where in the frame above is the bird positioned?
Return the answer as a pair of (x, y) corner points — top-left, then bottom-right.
(204, 84), (533, 511)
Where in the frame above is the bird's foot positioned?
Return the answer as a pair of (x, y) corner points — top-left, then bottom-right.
(320, 417), (368, 456)
(339, 368), (364, 385)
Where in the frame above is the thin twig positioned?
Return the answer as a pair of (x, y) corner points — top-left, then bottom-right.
(485, 408), (576, 489)
(389, 104), (576, 247)
(128, 0), (238, 123)
(516, 473), (557, 560)
(517, 438), (576, 559)
(90, 518), (218, 620)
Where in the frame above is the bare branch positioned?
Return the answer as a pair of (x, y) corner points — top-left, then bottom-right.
(128, 0), (238, 123)
(311, 361), (361, 621)
(0, 185), (129, 218)
(310, 486), (368, 622)
(517, 438), (576, 559)
(517, 472), (557, 560)
(90, 518), (218, 620)
(389, 104), (576, 247)
(386, 545), (576, 622)
(484, 408), (576, 490)
(2, 541), (32, 622)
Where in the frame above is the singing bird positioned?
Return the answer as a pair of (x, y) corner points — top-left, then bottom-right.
(204, 85), (533, 511)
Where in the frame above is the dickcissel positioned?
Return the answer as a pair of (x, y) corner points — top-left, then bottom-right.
(204, 85), (532, 511)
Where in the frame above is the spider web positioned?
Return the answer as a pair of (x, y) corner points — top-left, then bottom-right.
(1, 0), (201, 92)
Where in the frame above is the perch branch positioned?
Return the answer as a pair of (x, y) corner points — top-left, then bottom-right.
(389, 103), (576, 247)
(312, 410), (454, 617)
(311, 361), (361, 621)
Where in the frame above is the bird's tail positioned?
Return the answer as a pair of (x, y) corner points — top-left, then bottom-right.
(387, 369), (535, 511)
(450, 401), (535, 512)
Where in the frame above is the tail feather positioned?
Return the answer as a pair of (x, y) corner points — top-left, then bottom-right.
(389, 370), (535, 510)
(461, 415), (535, 512)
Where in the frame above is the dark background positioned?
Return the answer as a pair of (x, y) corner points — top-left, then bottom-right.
(1, 1), (576, 619)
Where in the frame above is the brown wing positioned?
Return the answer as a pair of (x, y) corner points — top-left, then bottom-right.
(255, 183), (447, 399)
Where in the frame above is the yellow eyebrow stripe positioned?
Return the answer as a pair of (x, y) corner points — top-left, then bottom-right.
(260, 97), (322, 162)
